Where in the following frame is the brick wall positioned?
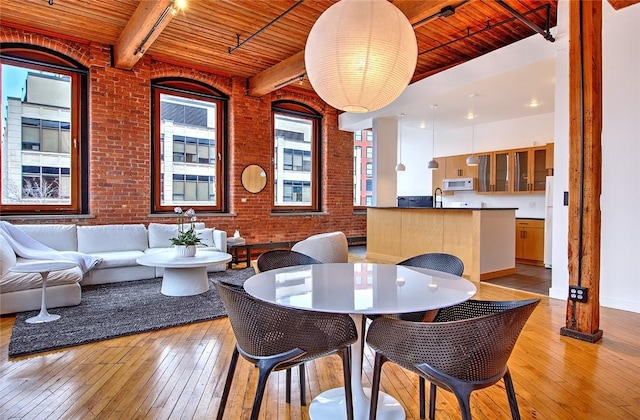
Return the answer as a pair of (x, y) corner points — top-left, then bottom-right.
(1, 26), (367, 244)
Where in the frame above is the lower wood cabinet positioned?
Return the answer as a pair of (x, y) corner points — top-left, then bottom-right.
(515, 219), (545, 265)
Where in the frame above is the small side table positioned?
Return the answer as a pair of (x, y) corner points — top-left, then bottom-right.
(9, 261), (78, 324)
(227, 243), (253, 269)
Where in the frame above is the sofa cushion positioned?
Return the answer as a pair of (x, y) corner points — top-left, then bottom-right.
(89, 250), (146, 269)
(14, 224), (77, 251)
(0, 262), (82, 293)
(0, 235), (17, 276)
(77, 224), (147, 253)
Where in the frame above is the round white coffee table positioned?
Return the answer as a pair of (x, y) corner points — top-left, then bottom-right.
(137, 251), (232, 296)
(9, 260), (78, 324)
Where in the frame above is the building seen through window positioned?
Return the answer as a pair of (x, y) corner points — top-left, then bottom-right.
(273, 113), (314, 206)
(158, 94), (218, 205)
(1, 67), (73, 205)
(354, 129), (374, 207)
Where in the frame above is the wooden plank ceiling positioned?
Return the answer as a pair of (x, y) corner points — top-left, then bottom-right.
(1, 0), (560, 97)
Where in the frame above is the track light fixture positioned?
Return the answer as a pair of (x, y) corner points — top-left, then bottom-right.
(133, 0), (185, 58)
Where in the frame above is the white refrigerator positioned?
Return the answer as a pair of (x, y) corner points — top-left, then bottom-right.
(543, 176), (553, 268)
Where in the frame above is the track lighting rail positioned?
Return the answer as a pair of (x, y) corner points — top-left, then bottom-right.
(229, 0), (304, 54)
(418, 3), (553, 56)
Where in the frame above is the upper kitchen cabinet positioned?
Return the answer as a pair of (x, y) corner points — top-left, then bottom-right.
(477, 150), (510, 194)
(444, 154), (478, 179)
(512, 146), (547, 194)
(546, 143), (554, 173)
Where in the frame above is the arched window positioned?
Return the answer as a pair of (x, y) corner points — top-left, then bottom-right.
(1, 45), (89, 214)
(272, 101), (321, 211)
(151, 78), (228, 213)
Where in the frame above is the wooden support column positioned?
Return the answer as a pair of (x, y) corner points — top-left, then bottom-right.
(560, 0), (603, 343)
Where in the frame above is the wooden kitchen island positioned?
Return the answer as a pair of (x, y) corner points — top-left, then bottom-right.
(367, 207), (518, 282)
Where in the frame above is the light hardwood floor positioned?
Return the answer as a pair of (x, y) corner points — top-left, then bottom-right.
(1, 282), (639, 419)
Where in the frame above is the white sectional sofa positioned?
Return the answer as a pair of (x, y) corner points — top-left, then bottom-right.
(0, 222), (227, 315)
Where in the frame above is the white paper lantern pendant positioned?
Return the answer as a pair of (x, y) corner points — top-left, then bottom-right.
(305, 0), (418, 113)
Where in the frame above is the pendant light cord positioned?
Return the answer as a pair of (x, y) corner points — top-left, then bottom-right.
(432, 106), (436, 157)
(471, 94), (476, 155)
(398, 113), (404, 165)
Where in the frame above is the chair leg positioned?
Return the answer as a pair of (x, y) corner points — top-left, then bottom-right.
(286, 368), (292, 403)
(360, 316), (367, 371)
(341, 347), (354, 420)
(369, 352), (386, 420)
(451, 387), (474, 420)
(429, 383), (437, 420)
(419, 377), (425, 419)
(250, 365), (274, 420)
(299, 363), (307, 406)
(503, 369), (521, 420)
(217, 346), (240, 420)
(251, 348), (305, 420)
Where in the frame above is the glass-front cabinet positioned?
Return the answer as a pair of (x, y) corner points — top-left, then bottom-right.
(512, 147), (547, 194)
(477, 151), (510, 194)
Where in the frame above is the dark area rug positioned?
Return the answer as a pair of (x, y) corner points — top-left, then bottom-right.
(8, 267), (255, 358)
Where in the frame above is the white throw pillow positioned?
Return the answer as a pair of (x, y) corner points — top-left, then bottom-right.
(196, 228), (215, 248)
(148, 223), (179, 248)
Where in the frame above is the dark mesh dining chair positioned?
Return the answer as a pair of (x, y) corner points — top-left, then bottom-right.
(394, 252), (465, 417)
(398, 252), (465, 277)
(366, 298), (540, 420)
(255, 249), (321, 273)
(362, 252), (465, 415)
(253, 249), (322, 404)
(213, 281), (357, 420)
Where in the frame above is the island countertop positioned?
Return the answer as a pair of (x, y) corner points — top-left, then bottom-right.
(370, 206), (519, 210)
(367, 207), (517, 281)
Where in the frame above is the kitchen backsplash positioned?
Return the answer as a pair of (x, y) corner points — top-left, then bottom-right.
(442, 191), (546, 219)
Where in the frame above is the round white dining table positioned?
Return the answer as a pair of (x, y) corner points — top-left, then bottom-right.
(243, 262), (477, 420)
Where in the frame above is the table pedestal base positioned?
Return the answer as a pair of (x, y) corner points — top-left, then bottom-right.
(309, 387), (404, 420)
(161, 266), (209, 296)
(26, 312), (60, 324)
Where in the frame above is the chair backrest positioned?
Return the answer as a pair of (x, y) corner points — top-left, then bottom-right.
(256, 249), (321, 273)
(366, 299), (540, 382)
(397, 253), (464, 276)
(291, 231), (348, 263)
(213, 281), (357, 359)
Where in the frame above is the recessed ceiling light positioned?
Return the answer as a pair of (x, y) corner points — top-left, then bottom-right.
(528, 99), (540, 108)
(466, 113), (476, 120)
(419, 122), (426, 128)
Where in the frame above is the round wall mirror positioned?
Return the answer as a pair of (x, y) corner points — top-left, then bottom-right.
(241, 164), (267, 193)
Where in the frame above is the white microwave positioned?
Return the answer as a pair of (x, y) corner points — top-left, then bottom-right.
(443, 177), (475, 191)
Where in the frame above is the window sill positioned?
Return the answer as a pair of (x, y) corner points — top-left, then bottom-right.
(0, 214), (96, 221)
(270, 211), (329, 217)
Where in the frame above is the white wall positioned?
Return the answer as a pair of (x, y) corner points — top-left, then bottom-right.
(372, 117), (400, 206)
(598, 1), (640, 312)
(548, 1), (640, 313)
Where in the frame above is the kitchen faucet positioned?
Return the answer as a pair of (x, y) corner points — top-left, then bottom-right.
(433, 187), (443, 208)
